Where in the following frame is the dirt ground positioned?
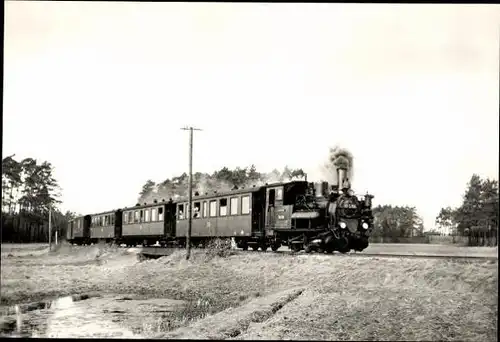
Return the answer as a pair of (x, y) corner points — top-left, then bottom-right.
(360, 243), (498, 257)
(0, 243), (498, 340)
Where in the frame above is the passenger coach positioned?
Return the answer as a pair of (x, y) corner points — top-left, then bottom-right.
(89, 209), (122, 244)
(67, 215), (91, 245)
(120, 200), (176, 247)
(175, 186), (266, 249)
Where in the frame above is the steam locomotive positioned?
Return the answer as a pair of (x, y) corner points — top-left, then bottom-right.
(67, 167), (374, 253)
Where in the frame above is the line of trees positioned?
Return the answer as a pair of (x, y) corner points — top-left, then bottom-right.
(137, 165), (306, 204)
(1, 155), (75, 243)
(435, 174), (499, 246)
(370, 205), (425, 242)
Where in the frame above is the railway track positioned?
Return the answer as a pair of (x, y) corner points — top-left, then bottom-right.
(135, 246), (498, 261)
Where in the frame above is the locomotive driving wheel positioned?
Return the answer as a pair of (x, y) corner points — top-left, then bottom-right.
(271, 243), (280, 252)
(290, 243), (301, 253)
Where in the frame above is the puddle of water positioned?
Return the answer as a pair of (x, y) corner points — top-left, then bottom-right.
(0, 294), (187, 338)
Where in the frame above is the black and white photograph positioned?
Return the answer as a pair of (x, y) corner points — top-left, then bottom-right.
(1, 1), (499, 340)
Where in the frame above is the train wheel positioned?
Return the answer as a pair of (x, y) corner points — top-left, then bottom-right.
(271, 244), (280, 252)
(290, 244), (301, 253)
(317, 247), (324, 254)
(241, 245), (248, 251)
(252, 246), (259, 251)
(260, 245), (268, 252)
(304, 245), (312, 254)
(337, 244), (350, 254)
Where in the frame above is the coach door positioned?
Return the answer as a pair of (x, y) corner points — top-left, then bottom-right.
(164, 202), (177, 237)
(114, 210), (122, 238)
(266, 186), (284, 228)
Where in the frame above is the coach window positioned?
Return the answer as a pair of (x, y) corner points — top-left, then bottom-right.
(178, 204), (184, 220)
(230, 197), (238, 215)
(105, 216), (109, 226)
(145, 209), (150, 222)
(219, 198), (228, 216)
(202, 201), (208, 218)
(276, 188), (283, 201)
(241, 195), (250, 215)
(134, 211), (140, 223)
(77, 219), (81, 229)
(158, 207), (164, 221)
(151, 208), (158, 222)
(111, 215), (115, 225)
(193, 202), (201, 218)
(209, 200), (217, 217)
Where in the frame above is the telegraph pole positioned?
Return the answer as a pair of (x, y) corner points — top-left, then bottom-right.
(48, 206), (52, 251)
(181, 126), (202, 260)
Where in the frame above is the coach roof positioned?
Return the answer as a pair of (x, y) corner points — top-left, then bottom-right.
(173, 184), (264, 203)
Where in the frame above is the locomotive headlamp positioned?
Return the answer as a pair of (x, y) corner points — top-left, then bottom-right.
(362, 222), (369, 229)
(339, 222), (347, 229)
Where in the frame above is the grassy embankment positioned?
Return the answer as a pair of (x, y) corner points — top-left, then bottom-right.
(1, 242), (497, 340)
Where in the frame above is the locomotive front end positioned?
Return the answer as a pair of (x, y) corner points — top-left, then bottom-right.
(326, 167), (374, 253)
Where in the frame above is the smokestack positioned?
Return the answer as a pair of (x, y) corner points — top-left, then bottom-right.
(338, 168), (347, 190)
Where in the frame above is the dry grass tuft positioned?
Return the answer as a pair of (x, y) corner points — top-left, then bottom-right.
(204, 238), (236, 259)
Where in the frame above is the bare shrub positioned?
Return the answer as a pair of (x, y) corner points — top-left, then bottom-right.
(204, 238), (235, 259)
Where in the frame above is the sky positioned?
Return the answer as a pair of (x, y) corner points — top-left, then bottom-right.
(4, 2), (500, 229)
